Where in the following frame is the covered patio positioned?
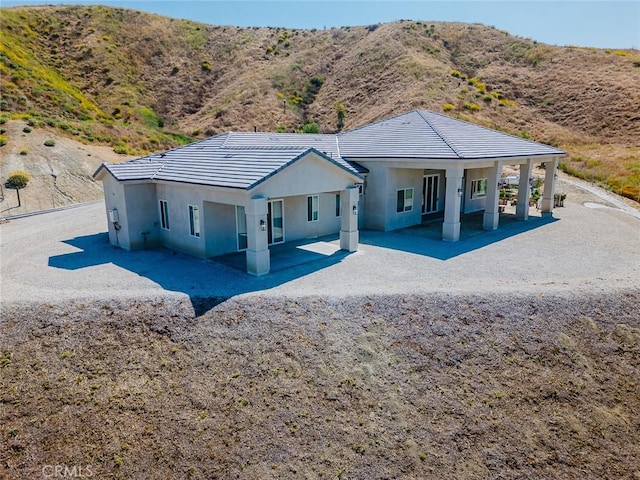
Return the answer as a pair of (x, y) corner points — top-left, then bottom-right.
(441, 157), (559, 241)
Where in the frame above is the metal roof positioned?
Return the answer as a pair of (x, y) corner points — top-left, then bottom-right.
(338, 110), (565, 159)
(95, 110), (565, 188)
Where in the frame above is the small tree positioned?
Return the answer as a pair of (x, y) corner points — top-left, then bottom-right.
(6, 170), (31, 207)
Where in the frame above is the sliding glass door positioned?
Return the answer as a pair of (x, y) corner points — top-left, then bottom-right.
(268, 199), (284, 245)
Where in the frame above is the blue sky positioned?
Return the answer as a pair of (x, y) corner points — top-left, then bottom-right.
(3, 1), (639, 49)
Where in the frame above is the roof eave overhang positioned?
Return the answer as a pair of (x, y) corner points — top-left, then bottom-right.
(344, 152), (565, 168)
(92, 163), (108, 181)
(152, 178), (250, 193)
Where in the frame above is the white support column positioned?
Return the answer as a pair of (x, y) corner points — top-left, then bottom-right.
(483, 162), (502, 230)
(516, 159), (534, 220)
(541, 158), (559, 217)
(245, 197), (270, 276)
(340, 186), (359, 252)
(443, 166), (464, 241)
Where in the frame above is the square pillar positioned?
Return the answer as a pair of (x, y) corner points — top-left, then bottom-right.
(483, 162), (502, 230)
(541, 159), (559, 217)
(516, 159), (534, 220)
(340, 186), (359, 252)
(443, 166), (463, 241)
(245, 197), (270, 276)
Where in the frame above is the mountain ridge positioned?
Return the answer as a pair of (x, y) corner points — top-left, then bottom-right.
(1, 5), (639, 204)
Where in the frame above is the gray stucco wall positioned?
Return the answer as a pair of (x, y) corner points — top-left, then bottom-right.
(360, 165), (446, 232)
(203, 202), (237, 257)
(154, 184), (201, 257)
(463, 167), (490, 213)
(280, 192), (342, 242)
(384, 168), (424, 231)
(359, 164), (388, 230)
(124, 183), (159, 250)
(101, 173), (128, 249)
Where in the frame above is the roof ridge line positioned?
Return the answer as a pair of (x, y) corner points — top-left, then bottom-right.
(416, 110), (463, 158)
(338, 109), (416, 137)
(150, 161), (168, 180)
(220, 132), (233, 148)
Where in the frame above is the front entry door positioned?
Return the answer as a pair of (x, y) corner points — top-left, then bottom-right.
(268, 199), (284, 245)
(422, 174), (439, 214)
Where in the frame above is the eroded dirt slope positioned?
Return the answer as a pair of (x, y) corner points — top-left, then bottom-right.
(1, 293), (639, 479)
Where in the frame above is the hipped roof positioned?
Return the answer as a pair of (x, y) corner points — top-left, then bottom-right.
(95, 110), (565, 189)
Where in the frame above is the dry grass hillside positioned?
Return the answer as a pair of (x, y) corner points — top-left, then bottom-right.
(1, 5), (639, 209)
(1, 293), (639, 479)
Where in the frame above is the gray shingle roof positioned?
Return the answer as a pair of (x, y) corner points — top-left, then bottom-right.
(99, 142), (363, 190)
(338, 110), (565, 159)
(95, 110), (565, 188)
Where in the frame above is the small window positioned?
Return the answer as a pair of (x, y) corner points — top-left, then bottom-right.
(188, 205), (200, 237)
(159, 200), (170, 230)
(396, 188), (413, 213)
(335, 193), (341, 217)
(307, 195), (319, 222)
(471, 178), (488, 199)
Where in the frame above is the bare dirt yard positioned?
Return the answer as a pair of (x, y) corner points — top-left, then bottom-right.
(1, 294), (639, 479)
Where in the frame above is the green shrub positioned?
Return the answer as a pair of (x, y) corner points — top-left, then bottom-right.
(0, 135), (7, 146)
(113, 144), (129, 155)
(6, 170), (31, 189)
(442, 103), (455, 112)
(483, 95), (493, 103)
(633, 60), (640, 68)
(26, 118), (36, 126)
(463, 102), (481, 112)
(44, 139), (55, 147)
(201, 61), (212, 72)
(300, 122), (320, 134)
(0, 128), (5, 134)
(22, 126), (32, 133)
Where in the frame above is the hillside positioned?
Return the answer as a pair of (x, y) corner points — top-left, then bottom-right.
(2, 294), (639, 479)
(1, 5), (639, 209)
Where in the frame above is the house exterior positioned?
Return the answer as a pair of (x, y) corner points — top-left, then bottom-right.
(94, 110), (565, 275)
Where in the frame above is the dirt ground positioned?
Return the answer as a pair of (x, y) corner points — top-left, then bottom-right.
(0, 120), (132, 217)
(1, 293), (639, 480)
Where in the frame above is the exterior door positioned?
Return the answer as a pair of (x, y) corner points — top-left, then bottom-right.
(422, 174), (439, 214)
(268, 199), (284, 245)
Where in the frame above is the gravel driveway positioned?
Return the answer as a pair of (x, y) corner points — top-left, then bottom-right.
(1, 178), (638, 311)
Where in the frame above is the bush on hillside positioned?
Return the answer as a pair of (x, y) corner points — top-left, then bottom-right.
(7, 170), (31, 189)
(300, 122), (320, 134)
